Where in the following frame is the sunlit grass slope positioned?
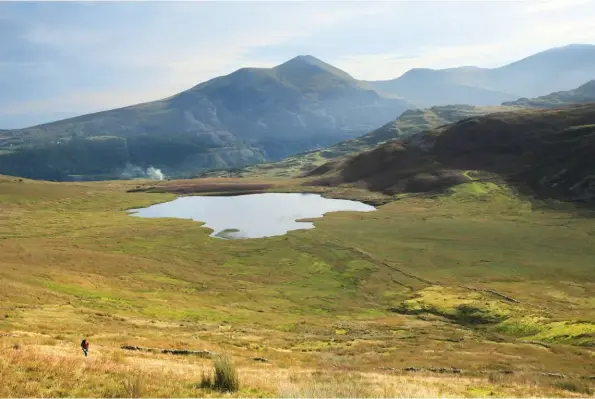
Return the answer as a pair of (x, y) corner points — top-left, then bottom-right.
(0, 175), (594, 397)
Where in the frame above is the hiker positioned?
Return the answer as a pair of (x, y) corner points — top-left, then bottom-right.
(81, 338), (89, 357)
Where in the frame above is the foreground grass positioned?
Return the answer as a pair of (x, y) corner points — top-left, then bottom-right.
(1, 175), (594, 396)
(1, 341), (589, 398)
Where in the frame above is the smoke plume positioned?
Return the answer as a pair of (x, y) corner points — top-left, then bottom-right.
(147, 166), (164, 180)
(119, 163), (166, 180)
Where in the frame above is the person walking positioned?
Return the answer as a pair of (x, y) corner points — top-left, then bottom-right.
(80, 338), (89, 357)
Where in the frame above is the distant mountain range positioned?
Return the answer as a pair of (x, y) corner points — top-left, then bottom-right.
(368, 44), (595, 107)
(306, 103), (595, 203)
(1, 44), (594, 181)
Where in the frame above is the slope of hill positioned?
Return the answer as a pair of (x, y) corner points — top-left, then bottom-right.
(368, 44), (595, 107)
(504, 80), (595, 108)
(306, 104), (595, 203)
(0, 56), (410, 181)
(235, 79), (595, 179)
(236, 105), (516, 178)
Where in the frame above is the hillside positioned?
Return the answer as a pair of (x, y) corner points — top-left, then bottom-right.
(0, 56), (410, 181)
(306, 104), (595, 203)
(504, 80), (595, 108)
(368, 44), (595, 107)
(236, 79), (595, 179)
(236, 105), (516, 178)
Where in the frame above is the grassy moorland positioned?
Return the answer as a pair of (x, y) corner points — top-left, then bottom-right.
(0, 172), (594, 397)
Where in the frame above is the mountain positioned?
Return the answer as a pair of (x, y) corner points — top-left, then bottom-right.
(306, 104), (595, 202)
(0, 55), (411, 181)
(236, 78), (595, 179)
(234, 104), (517, 178)
(368, 44), (595, 107)
(369, 68), (518, 107)
(503, 80), (595, 108)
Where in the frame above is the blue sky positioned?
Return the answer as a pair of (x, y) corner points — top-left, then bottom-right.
(1, 0), (595, 128)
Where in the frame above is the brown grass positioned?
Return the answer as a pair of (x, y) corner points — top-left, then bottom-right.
(136, 177), (290, 194)
(0, 342), (592, 398)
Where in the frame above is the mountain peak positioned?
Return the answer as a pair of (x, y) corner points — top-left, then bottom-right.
(278, 55), (326, 67)
(274, 55), (355, 82)
(275, 55), (336, 69)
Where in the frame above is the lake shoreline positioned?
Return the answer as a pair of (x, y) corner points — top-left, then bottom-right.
(129, 192), (376, 239)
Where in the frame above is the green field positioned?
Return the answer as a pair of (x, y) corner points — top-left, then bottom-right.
(1, 174), (594, 397)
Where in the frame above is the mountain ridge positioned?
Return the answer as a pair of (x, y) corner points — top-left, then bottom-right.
(232, 79), (595, 179)
(3, 46), (595, 181)
(0, 55), (410, 181)
(367, 44), (595, 107)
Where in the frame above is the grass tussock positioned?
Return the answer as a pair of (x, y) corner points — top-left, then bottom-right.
(199, 355), (240, 392)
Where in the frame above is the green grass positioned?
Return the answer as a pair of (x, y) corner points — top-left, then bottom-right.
(1, 175), (595, 396)
(393, 286), (513, 324)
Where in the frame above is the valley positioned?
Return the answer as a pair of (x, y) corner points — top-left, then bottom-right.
(1, 35), (595, 397)
(2, 102), (595, 396)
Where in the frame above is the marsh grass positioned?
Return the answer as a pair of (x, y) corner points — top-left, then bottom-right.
(1, 176), (594, 396)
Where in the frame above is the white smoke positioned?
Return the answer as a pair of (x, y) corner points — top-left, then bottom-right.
(119, 164), (166, 180)
(147, 166), (164, 180)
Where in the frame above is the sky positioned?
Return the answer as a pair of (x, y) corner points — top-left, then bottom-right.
(1, 0), (595, 129)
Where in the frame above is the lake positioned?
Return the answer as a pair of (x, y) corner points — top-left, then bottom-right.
(129, 193), (375, 239)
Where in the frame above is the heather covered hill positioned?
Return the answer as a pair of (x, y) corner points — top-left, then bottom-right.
(307, 104), (595, 203)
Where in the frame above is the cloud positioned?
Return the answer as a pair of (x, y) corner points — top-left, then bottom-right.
(524, 0), (594, 13)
